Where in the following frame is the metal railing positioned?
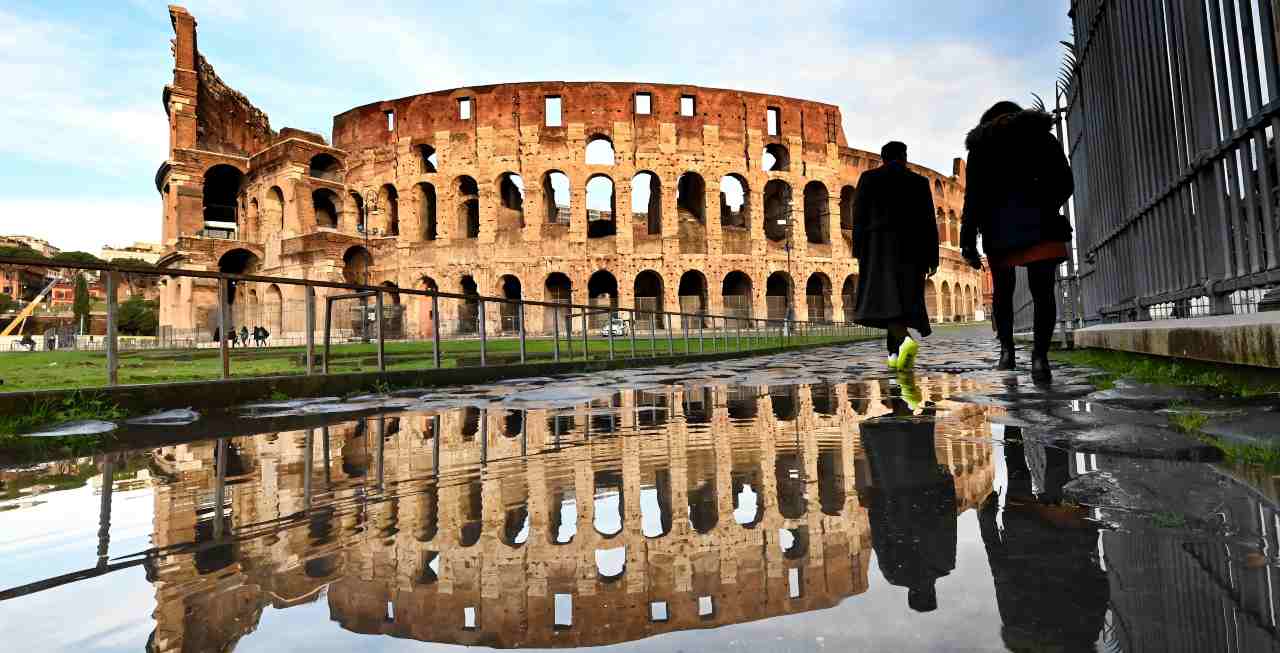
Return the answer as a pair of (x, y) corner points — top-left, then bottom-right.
(0, 255), (879, 389)
(1064, 0), (1280, 323)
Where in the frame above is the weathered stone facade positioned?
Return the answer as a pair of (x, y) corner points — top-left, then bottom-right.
(156, 6), (984, 339)
(146, 378), (993, 651)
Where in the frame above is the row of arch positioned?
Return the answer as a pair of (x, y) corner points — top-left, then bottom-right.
(201, 163), (861, 247)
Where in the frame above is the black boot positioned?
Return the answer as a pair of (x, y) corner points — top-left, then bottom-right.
(1031, 351), (1052, 384)
(996, 342), (1016, 371)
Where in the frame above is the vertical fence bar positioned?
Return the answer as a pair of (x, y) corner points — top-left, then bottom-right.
(432, 292), (441, 368)
(666, 313), (674, 355)
(303, 428), (314, 511)
(375, 290), (386, 372)
(698, 315), (704, 353)
(376, 416), (385, 491)
(478, 298), (487, 367)
(305, 286), (316, 375)
(323, 296), (332, 374)
(218, 278), (230, 380)
(649, 311), (657, 357)
(683, 314), (690, 355)
(518, 300), (527, 364)
(553, 304), (561, 362)
(607, 308), (615, 360)
(96, 456), (114, 567)
(213, 438), (227, 539)
(581, 309), (588, 360)
(105, 272), (118, 386)
(629, 310), (637, 358)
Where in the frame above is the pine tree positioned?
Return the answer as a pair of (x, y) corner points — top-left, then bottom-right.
(72, 274), (91, 332)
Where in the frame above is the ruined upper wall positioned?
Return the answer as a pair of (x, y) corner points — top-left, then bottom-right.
(332, 82), (848, 154)
(167, 5), (274, 158)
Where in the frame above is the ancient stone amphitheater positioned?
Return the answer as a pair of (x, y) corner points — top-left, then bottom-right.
(157, 6), (983, 339)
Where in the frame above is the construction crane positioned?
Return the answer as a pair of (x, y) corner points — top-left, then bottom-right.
(1, 277), (60, 337)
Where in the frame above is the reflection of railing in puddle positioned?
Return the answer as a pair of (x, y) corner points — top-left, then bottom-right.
(141, 378), (993, 651)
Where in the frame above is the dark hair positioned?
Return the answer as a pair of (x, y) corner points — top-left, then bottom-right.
(880, 141), (907, 162)
(979, 101), (1023, 126)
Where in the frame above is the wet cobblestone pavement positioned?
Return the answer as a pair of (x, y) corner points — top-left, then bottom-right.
(2, 327), (1279, 652)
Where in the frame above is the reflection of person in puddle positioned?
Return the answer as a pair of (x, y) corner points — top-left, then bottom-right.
(979, 426), (1108, 649)
(859, 394), (956, 612)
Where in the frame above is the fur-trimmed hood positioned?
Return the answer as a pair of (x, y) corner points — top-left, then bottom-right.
(964, 109), (1054, 151)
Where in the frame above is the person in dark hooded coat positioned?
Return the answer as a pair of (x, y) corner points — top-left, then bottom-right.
(852, 141), (939, 368)
(959, 101), (1074, 382)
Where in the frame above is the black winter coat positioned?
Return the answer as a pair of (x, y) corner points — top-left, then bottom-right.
(959, 110), (1073, 256)
(852, 162), (939, 270)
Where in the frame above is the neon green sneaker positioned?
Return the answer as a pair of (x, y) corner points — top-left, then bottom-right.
(897, 371), (923, 413)
(897, 336), (919, 369)
(887, 354), (899, 370)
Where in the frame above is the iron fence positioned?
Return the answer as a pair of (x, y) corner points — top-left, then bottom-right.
(1059, 0), (1280, 325)
(0, 255), (880, 389)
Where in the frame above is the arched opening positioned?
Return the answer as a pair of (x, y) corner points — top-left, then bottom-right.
(503, 504), (530, 547)
(936, 208), (947, 245)
(640, 467), (673, 538)
(841, 274), (857, 322)
(719, 174), (749, 228)
(676, 172), (706, 224)
(549, 488), (578, 545)
(245, 198), (259, 240)
(678, 270), (708, 324)
(940, 281), (952, 322)
(775, 450), (806, 518)
(763, 143), (790, 171)
(633, 270), (664, 327)
(632, 171), (662, 235)
(265, 284), (283, 335)
(499, 274), (522, 333)
(593, 470), (624, 537)
(542, 170), (571, 224)
(202, 164), (243, 230)
(265, 186), (285, 233)
(766, 271), (793, 321)
(948, 209), (959, 245)
(732, 472), (762, 527)
(688, 459), (718, 535)
(544, 272), (572, 333)
(585, 174), (616, 238)
(497, 172), (525, 229)
(349, 191), (365, 233)
(380, 280), (401, 305)
(925, 279), (939, 321)
(456, 176), (479, 238)
(763, 180), (791, 242)
(587, 270), (618, 328)
(417, 144), (437, 173)
(780, 527), (809, 559)
(217, 248), (260, 308)
(459, 275), (480, 334)
(308, 153), (342, 181)
(416, 182), (437, 240)
(803, 181), (830, 244)
(378, 184), (399, 236)
(312, 189), (339, 228)
(812, 382), (837, 416)
(341, 246), (373, 285)
(459, 480), (482, 547)
(806, 272), (832, 322)
(840, 184), (856, 255)
(722, 271), (753, 326)
(585, 135), (615, 165)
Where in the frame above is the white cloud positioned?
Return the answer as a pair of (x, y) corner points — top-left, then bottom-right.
(0, 198), (160, 254)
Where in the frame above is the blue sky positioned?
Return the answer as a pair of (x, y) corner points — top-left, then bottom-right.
(0, 1), (1071, 253)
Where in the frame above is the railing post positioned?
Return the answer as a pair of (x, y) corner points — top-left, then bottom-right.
(683, 314), (690, 355)
(698, 314), (704, 353)
(305, 286), (316, 375)
(376, 416), (385, 491)
(629, 309), (637, 358)
(213, 438), (227, 539)
(303, 428), (314, 511)
(431, 292), (441, 368)
(607, 307), (615, 360)
(323, 296), (332, 374)
(96, 455), (114, 567)
(581, 308), (589, 360)
(736, 320), (742, 352)
(666, 313), (674, 355)
(375, 290), (386, 372)
(518, 300), (527, 364)
(553, 304), (561, 362)
(478, 298), (487, 367)
(218, 278), (230, 380)
(105, 272), (118, 386)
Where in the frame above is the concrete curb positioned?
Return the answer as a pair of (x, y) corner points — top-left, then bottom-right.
(1073, 313), (1280, 368)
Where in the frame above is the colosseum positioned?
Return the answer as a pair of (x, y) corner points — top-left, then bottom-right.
(156, 6), (983, 340)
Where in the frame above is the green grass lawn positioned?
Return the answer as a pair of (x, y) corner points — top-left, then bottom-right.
(0, 329), (873, 392)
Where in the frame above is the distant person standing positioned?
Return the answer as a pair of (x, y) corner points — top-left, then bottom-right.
(959, 101), (1073, 383)
(239, 325), (249, 347)
(852, 141), (939, 370)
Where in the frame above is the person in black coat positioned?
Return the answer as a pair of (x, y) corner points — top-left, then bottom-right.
(852, 141), (940, 368)
(959, 101), (1074, 382)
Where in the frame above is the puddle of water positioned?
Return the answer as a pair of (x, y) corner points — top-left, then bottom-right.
(2, 366), (1280, 652)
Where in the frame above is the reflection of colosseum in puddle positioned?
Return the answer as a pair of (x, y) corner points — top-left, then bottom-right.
(148, 378), (993, 651)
